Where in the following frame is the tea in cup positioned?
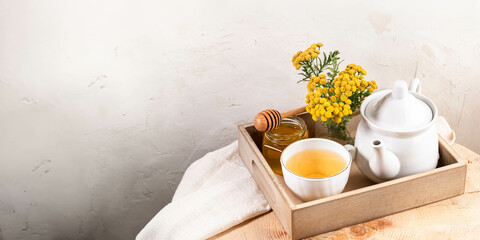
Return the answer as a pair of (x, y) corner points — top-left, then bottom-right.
(280, 138), (355, 201)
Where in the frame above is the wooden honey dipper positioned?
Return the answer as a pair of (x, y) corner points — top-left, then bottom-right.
(254, 106), (306, 132)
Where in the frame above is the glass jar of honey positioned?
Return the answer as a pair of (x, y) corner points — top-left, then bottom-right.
(262, 116), (308, 176)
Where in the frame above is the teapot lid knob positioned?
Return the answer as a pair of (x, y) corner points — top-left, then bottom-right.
(392, 80), (408, 99)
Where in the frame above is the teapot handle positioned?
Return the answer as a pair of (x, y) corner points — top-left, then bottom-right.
(409, 78), (422, 94)
(436, 116), (456, 145)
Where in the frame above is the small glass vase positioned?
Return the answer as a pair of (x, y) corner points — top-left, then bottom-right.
(326, 125), (354, 145)
(321, 110), (359, 145)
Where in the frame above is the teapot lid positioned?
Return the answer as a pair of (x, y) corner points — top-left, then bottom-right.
(365, 80), (433, 131)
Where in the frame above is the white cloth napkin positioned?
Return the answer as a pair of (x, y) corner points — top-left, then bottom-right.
(136, 141), (271, 240)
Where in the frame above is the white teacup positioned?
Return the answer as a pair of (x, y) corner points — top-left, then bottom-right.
(280, 138), (356, 201)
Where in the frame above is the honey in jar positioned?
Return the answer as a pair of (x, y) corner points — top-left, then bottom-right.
(262, 116), (308, 175)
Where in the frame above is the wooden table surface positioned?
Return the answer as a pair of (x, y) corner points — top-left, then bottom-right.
(213, 143), (480, 239)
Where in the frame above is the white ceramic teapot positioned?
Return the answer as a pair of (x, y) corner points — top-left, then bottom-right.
(354, 79), (440, 183)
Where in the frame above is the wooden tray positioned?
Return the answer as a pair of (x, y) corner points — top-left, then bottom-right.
(237, 112), (467, 240)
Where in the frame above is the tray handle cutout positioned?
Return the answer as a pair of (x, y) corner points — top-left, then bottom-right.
(251, 160), (277, 205)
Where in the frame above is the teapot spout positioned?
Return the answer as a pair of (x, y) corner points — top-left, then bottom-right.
(369, 140), (401, 180)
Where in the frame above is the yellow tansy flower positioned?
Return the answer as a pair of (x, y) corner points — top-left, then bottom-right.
(333, 107), (340, 115)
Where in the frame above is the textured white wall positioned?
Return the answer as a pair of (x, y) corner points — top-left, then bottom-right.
(0, 0), (479, 239)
